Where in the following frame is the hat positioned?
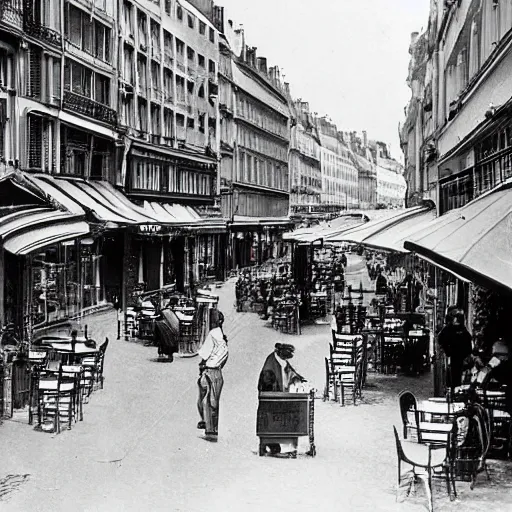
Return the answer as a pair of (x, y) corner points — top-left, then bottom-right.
(275, 343), (295, 353)
(210, 309), (225, 325)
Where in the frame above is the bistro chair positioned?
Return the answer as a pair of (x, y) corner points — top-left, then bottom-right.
(393, 425), (456, 512)
(323, 357), (336, 402)
(330, 334), (364, 406)
(95, 338), (109, 390)
(398, 390), (420, 441)
(28, 350), (49, 425)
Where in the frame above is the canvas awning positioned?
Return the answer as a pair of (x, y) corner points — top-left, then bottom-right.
(358, 209), (437, 253)
(283, 215), (366, 243)
(231, 215), (292, 228)
(404, 184), (512, 291)
(25, 175), (161, 226)
(3, 218), (90, 255)
(325, 206), (433, 245)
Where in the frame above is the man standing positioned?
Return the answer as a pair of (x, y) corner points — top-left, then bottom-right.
(197, 310), (228, 441)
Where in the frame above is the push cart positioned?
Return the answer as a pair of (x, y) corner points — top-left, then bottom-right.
(256, 390), (316, 458)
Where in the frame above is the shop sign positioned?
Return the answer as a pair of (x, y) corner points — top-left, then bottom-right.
(139, 224), (162, 233)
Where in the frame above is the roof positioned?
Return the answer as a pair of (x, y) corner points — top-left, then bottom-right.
(232, 63), (289, 117)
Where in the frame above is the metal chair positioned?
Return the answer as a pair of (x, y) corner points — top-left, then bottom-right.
(398, 390), (420, 440)
(393, 425), (456, 512)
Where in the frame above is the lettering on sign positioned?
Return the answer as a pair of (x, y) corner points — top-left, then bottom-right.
(256, 398), (308, 435)
(139, 224), (162, 233)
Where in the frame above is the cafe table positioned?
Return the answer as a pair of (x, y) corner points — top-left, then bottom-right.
(49, 342), (98, 364)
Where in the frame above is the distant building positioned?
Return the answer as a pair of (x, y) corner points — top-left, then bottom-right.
(317, 117), (359, 211)
(288, 100), (322, 214)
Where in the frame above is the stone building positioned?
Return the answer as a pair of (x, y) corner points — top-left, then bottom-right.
(288, 100), (322, 214)
(214, 8), (291, 269)
(317, 117), (359, 211)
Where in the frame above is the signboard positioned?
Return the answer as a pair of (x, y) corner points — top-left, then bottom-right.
(139, 224), (162, 233)
(256, 392), (309, 436)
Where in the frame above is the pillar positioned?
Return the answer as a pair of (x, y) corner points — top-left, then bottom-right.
(0, 247), (4, 327)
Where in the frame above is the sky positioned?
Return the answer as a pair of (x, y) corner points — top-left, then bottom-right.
(217, 0), (431, 161)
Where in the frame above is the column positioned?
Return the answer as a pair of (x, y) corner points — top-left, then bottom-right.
(0, 247), (4, 327)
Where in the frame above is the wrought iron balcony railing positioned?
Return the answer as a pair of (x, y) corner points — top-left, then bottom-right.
(63, 90), (117, 126)
(23, 1), (61, 47)
(1, 0), (23, 30)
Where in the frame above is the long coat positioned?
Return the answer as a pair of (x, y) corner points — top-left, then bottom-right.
(257, 352), (303, 392)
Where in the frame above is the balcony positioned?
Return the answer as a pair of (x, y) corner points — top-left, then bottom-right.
(176, 60), (186, 74)
(63, 90), (117, 126)
(164, 53), (174, 68)
(23, 5), (61, 47)
(150, 88), (163, 102)
(1, 0), (23, 31)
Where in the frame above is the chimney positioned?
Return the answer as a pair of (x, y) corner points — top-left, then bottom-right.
(362, 130), (368, 147)
(410, 31), (419, 46)
(269, 66), (276, 82)
(284, 82), (290, 95)
(257, 57), (267, 73)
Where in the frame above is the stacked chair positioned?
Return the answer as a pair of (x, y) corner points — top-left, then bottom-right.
(27, 337), (109, 434)
(324, 333), (365, 406)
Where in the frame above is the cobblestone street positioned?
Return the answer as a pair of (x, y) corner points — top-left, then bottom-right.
(1, 256), (512, 511)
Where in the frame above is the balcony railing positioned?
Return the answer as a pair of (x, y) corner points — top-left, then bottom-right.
(164, 53), (174, 68)
(23, 2), (61, 47)
(63, 90), (117, 126)
(176, 60), (186, 74)
(150, 88), (163, 102)
(1, 0), (23, 30)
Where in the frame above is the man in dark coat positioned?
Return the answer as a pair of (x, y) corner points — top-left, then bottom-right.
(438, 306), (472, 391)
(258, 343), (304, 392)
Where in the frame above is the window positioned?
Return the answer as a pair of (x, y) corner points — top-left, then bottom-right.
(137, 55), (147, 93)
(199, 21), (206, 35)
(187, 47), (195, 62)
(188, 14), (194, 29)
(176, 113), (185, 140)
(123, 0), (134, 37)
(94, 20), (111, 62)
(132, 160), (161, 191)
(25, 44), (42, 99)
(163, 31), (173, 62)
(198, 113), (205, 133)
(164, 108), (173, 142)
(151, 60), (160, 92)
(187, 117), (194, 129)
(123, 44), (134, 83)
(165, 0), (172, 16)
(177, 5), (183, 20)
(95, 73), (110, 104)
(150, 20), (160, 56)
(64, 59), (92, 97)
(151, 103), (161, 135)
(66, 4), (92, 53)
(176, 76), (185, 102)
(209, 27), (215, 43)
(138, 97), (148, 132)
(163, 69), (173, 100)
(138, 11), (148, 50)
(208, 59), (215, 73)
(198, 84), (204, 98)
(198, 54), (205, 68)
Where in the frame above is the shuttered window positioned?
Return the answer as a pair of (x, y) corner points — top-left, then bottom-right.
(26, 45), (42, 99)
(27, 115), (43, 169)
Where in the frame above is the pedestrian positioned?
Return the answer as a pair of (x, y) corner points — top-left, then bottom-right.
(197, 309), (228, 440)
(438, 306), (473, 392)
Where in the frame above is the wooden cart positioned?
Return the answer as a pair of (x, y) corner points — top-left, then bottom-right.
(256, 390), (316, 458)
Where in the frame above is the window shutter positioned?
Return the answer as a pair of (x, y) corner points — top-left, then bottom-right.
(28, 115), (42, 169)
(28, 46), (42, 99)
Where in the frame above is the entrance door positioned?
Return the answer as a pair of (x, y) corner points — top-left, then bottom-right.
(169, 237), (185, 292)
(145, 242), (161, 291)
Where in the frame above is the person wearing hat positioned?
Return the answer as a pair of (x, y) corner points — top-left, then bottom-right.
(258, 343), (304, 393)
(197, 309), (228, 440)
(258, 343), (306, 455)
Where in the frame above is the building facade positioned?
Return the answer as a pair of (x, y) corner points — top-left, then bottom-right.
(214, 9), (291, 269)
(402, 0), (512, 216)
(118, 0), (226, 295)
(288, 100), (321, 214)
(318, 117), (359, 211)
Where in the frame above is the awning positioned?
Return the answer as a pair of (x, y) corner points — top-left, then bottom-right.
(231, 215), (292, 229)
(325, 206), (432, 245)
(358, 209), (437, 253)
(283, 215), (366, 243)
(3, 219), (90, 255)
(404, 184), (512, 291)
(25, 175), (160, 226)
(142, 201), (201, 226)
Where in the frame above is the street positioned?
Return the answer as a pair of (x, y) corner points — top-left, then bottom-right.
(2, 256), (512, 512)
